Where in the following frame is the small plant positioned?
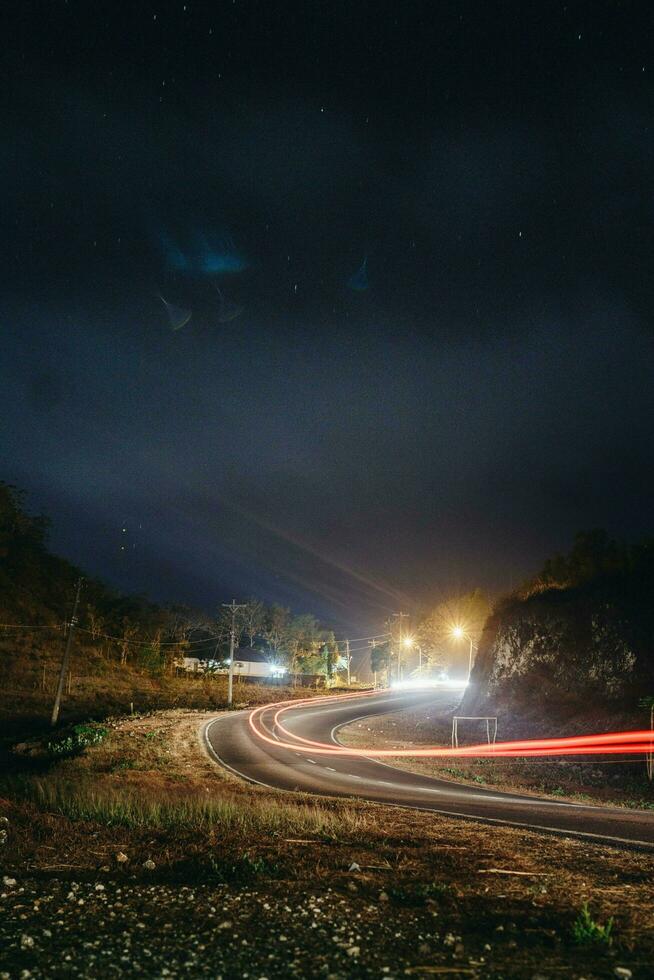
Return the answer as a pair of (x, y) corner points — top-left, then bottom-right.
(572, 902), (614, 946)
(208, 852), (280, 883)
(111, 760), (136, 773)
(441, 767), (466, 779)
(387, 881), (452, 905)
(47, 723), (108, 757)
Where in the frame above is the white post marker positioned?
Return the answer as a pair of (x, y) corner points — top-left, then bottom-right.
(452, 716), (498, 749)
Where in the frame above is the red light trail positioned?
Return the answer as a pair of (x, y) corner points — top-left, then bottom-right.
(248, 691), (654, 760)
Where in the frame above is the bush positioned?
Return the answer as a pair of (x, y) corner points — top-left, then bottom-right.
(47, 723), (108, 757)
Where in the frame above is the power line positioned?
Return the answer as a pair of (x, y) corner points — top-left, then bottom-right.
(0, 623), (63, 630)
(3, 619), (391, 654)
(0, 619), (226, 648)
(333, 632), (390, 648)
(74, 625), (229, 649)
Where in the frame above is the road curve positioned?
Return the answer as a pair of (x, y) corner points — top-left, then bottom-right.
(205, 689), (654, 849)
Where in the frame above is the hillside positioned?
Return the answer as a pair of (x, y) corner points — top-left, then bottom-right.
(0, 482), (337, 740)
(0, 624), (318, 743)
(463, 530), (654, 734)
(1, 481), (205, 734)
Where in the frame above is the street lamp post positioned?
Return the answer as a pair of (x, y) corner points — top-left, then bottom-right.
(392, 612), (409, 685)
(402, 635), (423, 674)
(451, 626), (476, 681)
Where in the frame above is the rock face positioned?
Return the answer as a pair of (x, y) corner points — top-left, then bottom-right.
(463, 585), (652, 719)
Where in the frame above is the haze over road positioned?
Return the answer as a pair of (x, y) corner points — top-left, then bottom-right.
(205, 690), (654, 849)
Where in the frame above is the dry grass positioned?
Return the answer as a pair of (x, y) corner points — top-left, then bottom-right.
(4, 774), (364, 838)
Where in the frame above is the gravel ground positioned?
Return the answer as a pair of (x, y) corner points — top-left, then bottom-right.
(0, 875), (484, 979)
(0, 871), (648, 979)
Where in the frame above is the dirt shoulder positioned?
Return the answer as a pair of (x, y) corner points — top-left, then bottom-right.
(1, 709), (653, 978)
(338, 700), (654, 811)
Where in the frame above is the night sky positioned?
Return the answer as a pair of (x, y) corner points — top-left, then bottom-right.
(4, 2), (654, 633)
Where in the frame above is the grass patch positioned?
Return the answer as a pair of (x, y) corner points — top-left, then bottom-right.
(110, 759), (137, 772)
(572, 903), (614, 946)
(2, 774), (363, 840)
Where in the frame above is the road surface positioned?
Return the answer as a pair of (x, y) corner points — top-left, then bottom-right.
(205, 689), (654, 849)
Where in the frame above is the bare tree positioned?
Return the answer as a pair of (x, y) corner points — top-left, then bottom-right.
(262, 604), (291, 655)
(86, 604), (105, 640)
(242, 598), (266, 647)
(119, 619), (139, 666)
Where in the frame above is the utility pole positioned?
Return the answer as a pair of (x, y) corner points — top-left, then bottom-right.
(223, 600), (246, 707)
(345, 638), (351, 686)
(51, 577), (83, 726)
(392, 612), (409, 684)
(369, 638), (377, 688)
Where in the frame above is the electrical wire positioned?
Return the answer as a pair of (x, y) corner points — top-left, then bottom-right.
(0, 623), (62, 630)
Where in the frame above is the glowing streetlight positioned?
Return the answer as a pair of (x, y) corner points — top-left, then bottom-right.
(402, 634), (425, 672)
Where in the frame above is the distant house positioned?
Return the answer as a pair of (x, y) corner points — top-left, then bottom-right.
(177, 647), (290, 682)
(210, 646), (288, 682)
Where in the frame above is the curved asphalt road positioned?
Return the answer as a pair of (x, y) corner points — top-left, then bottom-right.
(205, 689), (654, 849)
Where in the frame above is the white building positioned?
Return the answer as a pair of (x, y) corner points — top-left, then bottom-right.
(177, 647), (288, 682)
(210, 647), (288, 681)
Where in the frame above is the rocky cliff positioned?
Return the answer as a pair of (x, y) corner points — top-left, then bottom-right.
(463, 535), (654, 727)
